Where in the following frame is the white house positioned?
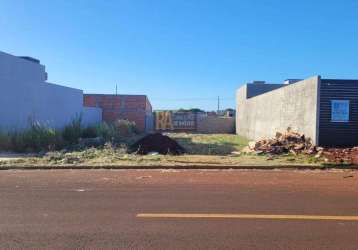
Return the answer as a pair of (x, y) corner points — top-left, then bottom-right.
(0, 51), (101, 130)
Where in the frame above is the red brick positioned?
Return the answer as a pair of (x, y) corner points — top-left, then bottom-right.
(83, 94), (152, 132)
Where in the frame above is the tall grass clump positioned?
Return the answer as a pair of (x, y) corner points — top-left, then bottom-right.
(94, 122), (121, 142)
(0, 122), (63, 152)
(0, 118), (139, 153)
(62, 115), (82, 145)
(95, 122), (117, 142)
(115, 119), (137, 136)
(95, 120), (137, 143)
(0, 131), (12, 151)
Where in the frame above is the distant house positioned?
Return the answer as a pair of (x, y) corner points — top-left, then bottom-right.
(83, 94), (153, 132)
(0, 51), (101, 130)
(224, 108), (236, 117)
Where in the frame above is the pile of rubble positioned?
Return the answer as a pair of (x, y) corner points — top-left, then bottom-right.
(244, 128), (321, 156)
(322, 147), (358, 164)
(241, 128), (358, 164)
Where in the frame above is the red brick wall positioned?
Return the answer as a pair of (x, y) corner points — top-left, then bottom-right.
(83, 94), (152, 132)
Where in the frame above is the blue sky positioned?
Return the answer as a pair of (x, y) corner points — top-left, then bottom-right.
(1, 0), (358, 110)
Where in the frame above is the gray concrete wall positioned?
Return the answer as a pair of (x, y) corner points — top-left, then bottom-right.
(0, 51), (101, 130)
(236, 76), (320, 144)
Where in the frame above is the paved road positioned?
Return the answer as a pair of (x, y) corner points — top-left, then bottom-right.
(1, 169), (358, 249)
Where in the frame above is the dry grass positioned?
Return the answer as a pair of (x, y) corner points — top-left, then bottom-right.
(167, 133), (248, 155)
(0, 133), (323, 167)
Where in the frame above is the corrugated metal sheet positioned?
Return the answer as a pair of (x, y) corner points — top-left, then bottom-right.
(319, 79), (358, 147)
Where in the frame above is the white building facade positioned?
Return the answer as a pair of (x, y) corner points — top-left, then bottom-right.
(0, 51), (101, 130)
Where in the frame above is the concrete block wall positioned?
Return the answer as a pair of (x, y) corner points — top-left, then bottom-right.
(83, 94), (153, 132)
(236, 76), (320, 144)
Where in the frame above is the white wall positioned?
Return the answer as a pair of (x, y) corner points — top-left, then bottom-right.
(0, 51), (47, 83)
(236, 76), (320, 144)
(82, 107), (102, 126)
(0, 51), (101, 130)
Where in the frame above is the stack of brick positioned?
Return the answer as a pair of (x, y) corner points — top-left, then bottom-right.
(83, 94), (153, 132)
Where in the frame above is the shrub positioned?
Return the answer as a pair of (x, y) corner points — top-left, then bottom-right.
(114, 119), (137, 136)
(0, 122), (64, 152)
(0, 131), (11, 151)
(81, 126), (98, 138)
(95, 120), (138, 143)
(95, 122), (118, 142)
(62, 115), (82, 145)
(0, 118), (138, 153)
(23, 122), (63, 152)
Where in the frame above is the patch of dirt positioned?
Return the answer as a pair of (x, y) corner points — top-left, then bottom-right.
(130, 133), (185, 155)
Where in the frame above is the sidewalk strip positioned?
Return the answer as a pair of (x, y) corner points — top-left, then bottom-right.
(137, 213), (358, 221)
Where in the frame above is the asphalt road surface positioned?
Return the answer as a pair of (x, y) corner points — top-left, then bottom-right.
(1, 169), (358, 250)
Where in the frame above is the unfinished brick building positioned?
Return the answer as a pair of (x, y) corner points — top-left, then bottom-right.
(83, 94), (153, 132)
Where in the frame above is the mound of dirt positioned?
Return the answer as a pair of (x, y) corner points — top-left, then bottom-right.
(130, 133), (185, 155)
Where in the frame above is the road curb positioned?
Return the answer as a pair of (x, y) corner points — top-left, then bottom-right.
(0, 164), (356, 170)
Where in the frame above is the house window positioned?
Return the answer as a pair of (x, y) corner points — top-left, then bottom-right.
(331, 100), (349, 122)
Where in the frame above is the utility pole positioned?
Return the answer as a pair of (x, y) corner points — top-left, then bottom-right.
(217, 96), (220, 113)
